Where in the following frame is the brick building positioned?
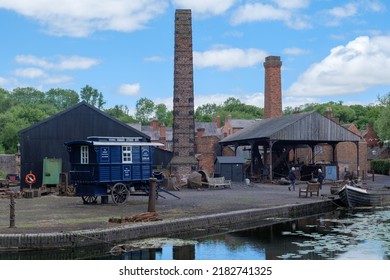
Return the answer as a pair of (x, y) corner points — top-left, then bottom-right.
(221, 114), (259, 137)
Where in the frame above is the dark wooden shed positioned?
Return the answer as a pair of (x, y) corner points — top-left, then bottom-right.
(214, 156), (246, 182)
(18, 101), (150, 189)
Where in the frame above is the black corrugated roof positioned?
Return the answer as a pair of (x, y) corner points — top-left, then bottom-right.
(19, 101), (151, 140)
(220, 111), (361, 145)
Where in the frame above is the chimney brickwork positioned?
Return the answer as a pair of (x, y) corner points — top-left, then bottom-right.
(170, 9), (198, 181)
(264, 56), (282, 119)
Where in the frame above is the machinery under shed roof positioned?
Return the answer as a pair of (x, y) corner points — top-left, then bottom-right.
(219, 111), (361, 146)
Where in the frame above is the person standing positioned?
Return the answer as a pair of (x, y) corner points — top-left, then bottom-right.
(288, 167), (296, 191)
(317, 169), (325, 190)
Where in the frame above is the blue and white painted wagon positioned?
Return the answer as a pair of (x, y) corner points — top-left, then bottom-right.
(64, 136), (164, 204)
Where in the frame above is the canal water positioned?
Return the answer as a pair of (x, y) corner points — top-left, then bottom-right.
(1, 208), (390, 260)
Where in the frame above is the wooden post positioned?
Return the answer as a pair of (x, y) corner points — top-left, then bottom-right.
(148, 178), (157, 212)
(9, 192), (15, 228)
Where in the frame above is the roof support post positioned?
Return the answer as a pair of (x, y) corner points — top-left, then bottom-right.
(354, 141), (360, 178)
(331, 143), (337, 163)
(310, 144), (315, 164)
(234, 144), (239, 156)
(249, 141), (255, 177)
(268, 140), (274, 181)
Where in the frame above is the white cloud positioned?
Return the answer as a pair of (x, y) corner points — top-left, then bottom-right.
(57, 56), (100, 70)
(15, 55), (100, 70)
(14, 67), (46, 79)
(231, 3), (290, 25)
(0, 0), (168, 37)
(273, 0), (309, 10)
(144, 56), (166, 62)
(15, 55), (53, 69)
(42, 75), (73, 84)
(364, 0), (386, 12)
(12, 54), (98, 87)
(0, 77), (9, 86)
(118, 83), (141, 96)
(286, 35), (390, 97)
(172, 0), (236, 16)
(283, 96), (320, 109)
(323, 1), (385, 26)
(327, 3), (358, 18)
(231, 2), (310, 29)
(282, 47), (307, 55)
(194, 47), (268, 70)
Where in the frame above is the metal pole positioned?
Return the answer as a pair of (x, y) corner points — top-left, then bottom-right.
(9, 192), (16, 228)
(148, 178), (157, 212)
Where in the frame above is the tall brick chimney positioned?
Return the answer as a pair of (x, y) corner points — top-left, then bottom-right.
(169, 9), (198, 182)
(151, 119), (158, 131)
(216, 114), (221, 128)
(264, 56), (282, 119)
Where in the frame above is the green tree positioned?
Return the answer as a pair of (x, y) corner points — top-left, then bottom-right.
(80, 85), (105, 109)
(46, 88), (79, 110)
(0, 105), (52, 153)
(195, 103), (221, 122)
(135, 97), (155, 125)
(0, 88), (12, 113)
(105, 105), (137, 123)
(375, 93), (390, 143)
(10, 87), (45, 105)
(155, 103), (173, 126)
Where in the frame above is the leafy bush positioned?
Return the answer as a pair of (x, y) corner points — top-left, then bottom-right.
(371, 159), (390, 175)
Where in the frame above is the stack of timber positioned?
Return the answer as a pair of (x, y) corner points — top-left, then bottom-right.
(0, 188), (19, 199)
(108, 212), (161, 224)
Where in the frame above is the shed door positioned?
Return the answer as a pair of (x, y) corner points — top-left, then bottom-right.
(231, 164), (244, 182)
(42, 158), (62, 185)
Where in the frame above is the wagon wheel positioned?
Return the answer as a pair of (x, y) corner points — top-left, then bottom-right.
(82, 195), (98, 204)
(111, 183), (129, 205)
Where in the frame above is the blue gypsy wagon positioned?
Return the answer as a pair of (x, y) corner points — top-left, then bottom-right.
(64, 136), (164, 204)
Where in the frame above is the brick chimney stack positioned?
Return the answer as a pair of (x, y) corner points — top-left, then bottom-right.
(216, 114), (221, 128)
(159, 123), (166, 139)
(151, 119), (158, 131)
(169, 9), (198, 181)
(197, 127), (205, 138)
(264, 56), (282, 119)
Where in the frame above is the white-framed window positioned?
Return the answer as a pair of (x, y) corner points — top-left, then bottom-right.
(122, 146), (132, 163)
(81, 145), (89, 164)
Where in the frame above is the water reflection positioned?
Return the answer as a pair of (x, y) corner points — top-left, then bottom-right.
(1, 208), (389, 260)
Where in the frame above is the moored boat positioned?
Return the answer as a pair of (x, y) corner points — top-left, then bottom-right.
(337, 184), (390, 207)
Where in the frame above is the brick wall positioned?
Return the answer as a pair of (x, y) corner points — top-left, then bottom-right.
(363, 124), (380, 148)
(195, 134), (220, 175)
(0, 154), (18, 176)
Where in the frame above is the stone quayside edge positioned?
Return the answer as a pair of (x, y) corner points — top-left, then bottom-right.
(0, 200), (336, 249)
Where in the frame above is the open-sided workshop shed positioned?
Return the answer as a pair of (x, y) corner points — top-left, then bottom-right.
(214, 156), (246, 182)
(18, 101), (151, 189)
(219, 111), (363, 181)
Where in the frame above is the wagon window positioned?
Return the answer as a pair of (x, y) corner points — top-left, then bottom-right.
(122, 146), (132, 163)
(81, 145), (89, 164)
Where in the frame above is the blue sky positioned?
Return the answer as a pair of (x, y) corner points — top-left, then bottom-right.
(1, 0), (390, 115)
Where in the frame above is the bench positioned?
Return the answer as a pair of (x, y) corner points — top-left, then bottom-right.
(207, 177), (231, 189)
(299, 183), (320, 197)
